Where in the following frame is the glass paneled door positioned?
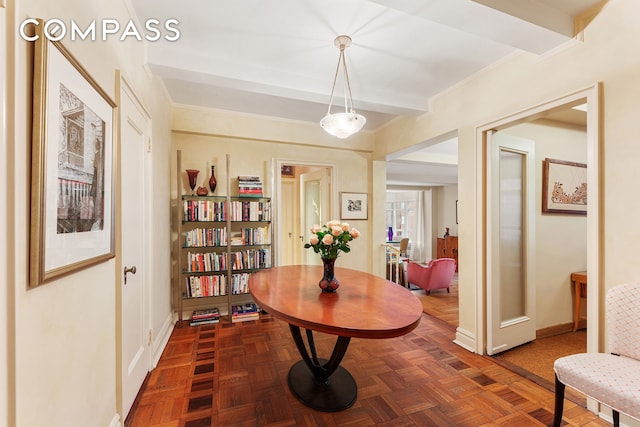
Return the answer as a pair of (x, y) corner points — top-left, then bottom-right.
(486, 131), (536, 356)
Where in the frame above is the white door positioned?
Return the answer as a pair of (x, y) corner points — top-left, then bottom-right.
(280, 178), (296, 265)
(486, 131), (536, 355)
(120, 78), (151, 416)
(300, 167), (331, 265)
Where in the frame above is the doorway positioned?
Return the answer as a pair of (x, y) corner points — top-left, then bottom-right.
(275, 161), (336, 267)
(477, 85), (601, 381)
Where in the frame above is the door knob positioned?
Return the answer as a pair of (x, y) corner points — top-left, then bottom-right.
(124, 266), (137, 285)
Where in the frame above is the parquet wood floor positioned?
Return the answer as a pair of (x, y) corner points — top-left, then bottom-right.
(128, 312), (608, 427)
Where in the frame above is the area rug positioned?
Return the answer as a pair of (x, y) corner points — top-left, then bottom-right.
(492, 330), (587, 386)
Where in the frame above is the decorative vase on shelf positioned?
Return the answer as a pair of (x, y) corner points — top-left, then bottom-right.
(186, 169), (199, 195)
(319, 258), (340, 293)
(387, 226), (394, 241)
(208, 165), (217, 193)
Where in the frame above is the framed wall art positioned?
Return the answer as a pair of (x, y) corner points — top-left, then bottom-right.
(30, 19), (116, 287)
(281, 164), (295, 177)
(542, 158), (587, 215)
(340, 192), (368, 220)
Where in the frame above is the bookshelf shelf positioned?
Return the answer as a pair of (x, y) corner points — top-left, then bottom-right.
(174, 151), (273, 324)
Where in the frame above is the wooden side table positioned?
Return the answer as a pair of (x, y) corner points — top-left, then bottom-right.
(570, 271), (587, 331)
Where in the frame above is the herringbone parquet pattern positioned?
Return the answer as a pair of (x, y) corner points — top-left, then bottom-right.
(128, 312), (608, 426)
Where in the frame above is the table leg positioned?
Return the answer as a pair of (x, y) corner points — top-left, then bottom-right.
(288, 325), (357, 412)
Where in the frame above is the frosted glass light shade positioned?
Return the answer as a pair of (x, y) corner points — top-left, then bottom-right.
(320, 112), (366, 139)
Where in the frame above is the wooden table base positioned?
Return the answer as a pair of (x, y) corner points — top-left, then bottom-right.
(288, 325), (356, 411)
(288, 360), (357, 412)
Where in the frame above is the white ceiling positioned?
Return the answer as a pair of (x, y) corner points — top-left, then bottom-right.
(129, 0), (600, 185)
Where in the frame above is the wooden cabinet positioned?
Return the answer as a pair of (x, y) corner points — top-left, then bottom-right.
(175, 151), (272, 323)
(436, 236), (458, 271)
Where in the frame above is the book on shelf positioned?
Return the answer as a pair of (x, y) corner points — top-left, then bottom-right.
(190, 317), (220, 326)
(231, 302), (260, 322)
(231, 314), (259, 323)
(189, 307), (220, 326)
(191, 307), (220, 319)
(238, 175), (263, 197)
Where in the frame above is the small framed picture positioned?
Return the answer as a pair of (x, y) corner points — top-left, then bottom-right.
(281, 164), (295, 177)
(542, 158), (587, 215)
(340, 192), (368, 220)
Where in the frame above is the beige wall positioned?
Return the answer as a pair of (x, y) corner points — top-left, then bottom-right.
(7, 0), (173, 426)
(434, 184), (458, 239)
(172, 106), (374, 275)
(374, 0), (640, 363)
(4, 0), (640, 426)
(1, 4), (10, 427)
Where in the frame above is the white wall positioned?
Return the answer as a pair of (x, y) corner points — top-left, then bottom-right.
(8, 0), (173, 425)
(503, 121), (587, 330)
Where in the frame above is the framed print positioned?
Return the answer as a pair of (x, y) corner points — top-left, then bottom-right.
(542, 158), (587, 215)
(30, 19), (116, 287)
(281, 164), (295, 177)
(340, 192), (368, 220)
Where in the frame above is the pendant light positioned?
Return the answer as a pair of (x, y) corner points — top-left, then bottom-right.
(320, 35), (366, 138)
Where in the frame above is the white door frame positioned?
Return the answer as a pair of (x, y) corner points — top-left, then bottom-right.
(474, 84), (601, 370)
(273, 159), (337, 267)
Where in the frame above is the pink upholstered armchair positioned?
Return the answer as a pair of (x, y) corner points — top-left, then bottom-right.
(405, 258), (456, 294)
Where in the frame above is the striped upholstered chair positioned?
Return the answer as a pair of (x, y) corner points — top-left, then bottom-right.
(553, 283), (640, 427)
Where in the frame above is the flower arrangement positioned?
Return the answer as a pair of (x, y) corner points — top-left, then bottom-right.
(305, 220), (360, 259)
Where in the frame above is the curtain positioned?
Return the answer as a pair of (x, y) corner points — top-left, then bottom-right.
(410, 190), (433, 263)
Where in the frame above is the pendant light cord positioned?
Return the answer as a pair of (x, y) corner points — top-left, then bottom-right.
(325, 44), (355, 116)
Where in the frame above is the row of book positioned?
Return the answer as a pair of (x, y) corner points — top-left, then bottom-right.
(183, 200), (226, 222)
(183, 199), (271, 222)
(187, 251), (226, 272)
(185, 272), (256, 298)
(184, 227), (227, 247)
(237, 175), (263, 197)
(187, 249), (271, 273)
(229, 249), (271, 271)
(231, 303), (260, 323)
(189, 307), (220, 326)
(184, 226), (269, 247)
(229, 200), (271, 222)
(185, 274), (227, 298)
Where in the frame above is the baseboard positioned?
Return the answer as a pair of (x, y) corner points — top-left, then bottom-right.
(536, 322), (581, 340)
(151, 313), (174, 368)
(453, 326), (476, 353)
(108, 413), (122, 427)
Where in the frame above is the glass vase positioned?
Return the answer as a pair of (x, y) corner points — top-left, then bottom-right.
(319, 258), (340, 292)
(186, 169), (199, 195)
(209, 165), (217, 193)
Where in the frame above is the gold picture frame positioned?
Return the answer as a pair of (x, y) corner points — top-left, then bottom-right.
(29, 19), (117, 287)
(542, 158), (587, 215)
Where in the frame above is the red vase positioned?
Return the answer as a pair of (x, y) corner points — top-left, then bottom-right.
(186, 169), (199, 195)
(208, 165), (217, 193)
(319, 258), (340, 292)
